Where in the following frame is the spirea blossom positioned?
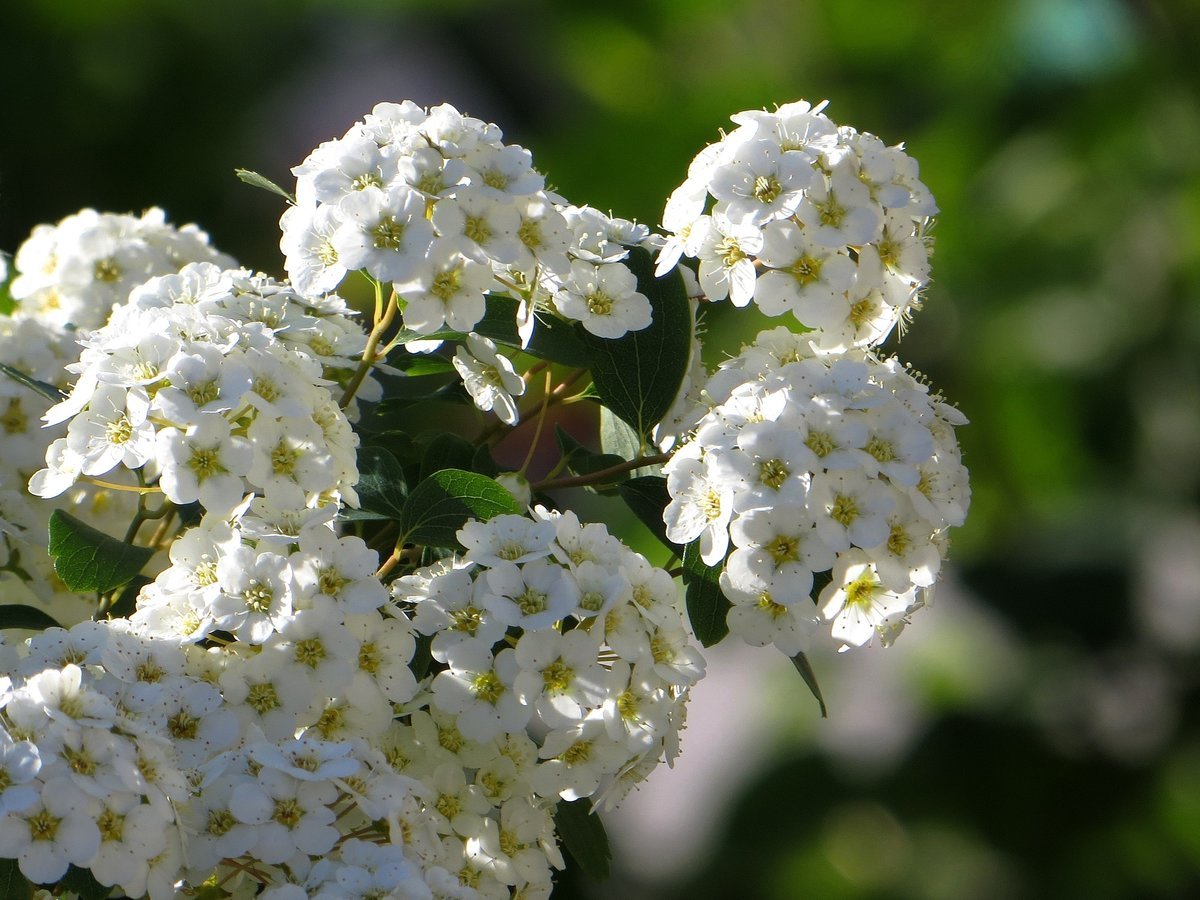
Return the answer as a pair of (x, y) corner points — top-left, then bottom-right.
(658, 99), (937, 349)
(664, 325), (969, 650)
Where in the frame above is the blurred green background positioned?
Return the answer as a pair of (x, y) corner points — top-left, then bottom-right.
(3, 0), (1200, 896)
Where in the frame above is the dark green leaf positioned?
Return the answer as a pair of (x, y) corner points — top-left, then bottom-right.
(616, 476), (677, 551)
(409, 632), (435, 681)
(789, 652), (828, 718)
(0, 363), (66, 403)
(47, 510), (154, 594)
(577, 246), (691, 438)
(419, 433), (476, 481)
(0, 604), (62, 632)
(471, 443), (499, 477)
(341, 446), (409, 522)
(681, 540), (730, 647)
(58, 864), (112, 899)
(401, 469), (522, 548)
(108, 574), (152, 619)
(400, 356), (456, 376)
(555, 426), (626, 484)
(234, 168), (296, 204)
(553, 798), (611, 881)
(0, 858), (33, 900)
(599, 405), (642, 461)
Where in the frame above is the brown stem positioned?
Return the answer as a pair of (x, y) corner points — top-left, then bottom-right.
(531, 452), (671, 492)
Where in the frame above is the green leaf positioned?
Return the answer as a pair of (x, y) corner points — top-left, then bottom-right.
(47, 510), (155, 594)
(419, 433), (476, 481)
(553, 798), (611, 881)
(0, 277), (16, 316)
(108, 575), (152, 619)
(401, 469), (522, 549)
(681, 540), (730, 647)
(789, 652), (828, 718)
(234, 168), (296, 204)
(59, 864), (113, 899)
(0, 605), (62, 632)
(0, 859), (33, 900)
(341, 446), (409, 522)
(599, 405), (642, 461)
(555, 426), (625, 485)
(577, 246), (691, 438)
(0, 362), (67, 403)
(616, 476), (676, 551)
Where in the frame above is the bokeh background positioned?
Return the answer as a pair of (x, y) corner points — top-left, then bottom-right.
(3, 0), (1200, 896)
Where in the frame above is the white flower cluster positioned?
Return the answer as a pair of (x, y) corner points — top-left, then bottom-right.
(28, 262), (368, 515)
(663, 326), (969, 651)
(658, 100), (937, 350)
(387, 508), (702, 892)
(9, 207), (234, 331)
(0, 619), (429, 898)
(2, 209), (230, 626)
(283, 101), (654, 344)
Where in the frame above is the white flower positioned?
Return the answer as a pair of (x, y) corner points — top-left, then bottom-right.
(453, 334), (525, 425)
(554, 260), (651, 339)
(819, 550), (915, 648)
(708, 138), (815, 226)
(693, 215), (762, 306)
(333, 184), (434, 287)
(0, 777), (101, 884)
(157, 415), (253, 514)
(432, 644), (528, 743)
(400, 239), (493, 335)
(480, 560), (579, 631)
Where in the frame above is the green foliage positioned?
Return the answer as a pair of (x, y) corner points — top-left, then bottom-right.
(577, 247), (691, 439)
(0, 604), (62, 632)
(47, 509), (154, 595)
(615, 475), (675, 552)
(555, 425), (625, 489)
(554, 798), (612, 881)
(0, 859), (32, 900)
(0, 363), (66, 403)
(681, 539), (730, 648)
(400, 469), (522, 549)
(59, 864), (113, 899)
(234, 168), (295, 204)
(789, 653), (828, 719)
(340, 445), (409, 522)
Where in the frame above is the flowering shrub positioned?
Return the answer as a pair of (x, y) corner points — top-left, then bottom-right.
(0, 99), (969, 898)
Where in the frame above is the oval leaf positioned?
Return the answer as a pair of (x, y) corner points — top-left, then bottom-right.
(682, 539), (730, 647)
(47, 509), (155, 594)
(401, 469), (522, 549)
(578, 247), (691, 438)
(0, 604), (62, 632)
(553, 798), (611, 881)
(341, 445), (409, 522)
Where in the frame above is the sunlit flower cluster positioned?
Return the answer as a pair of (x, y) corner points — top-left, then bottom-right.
(664, 326), (969, 650)
(28, 262), (367, 514)
(283, 101), (653, 344)
(0, 97), (971, 898)
(9, 207), (234, 331)
(658, 100), (937, 350)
